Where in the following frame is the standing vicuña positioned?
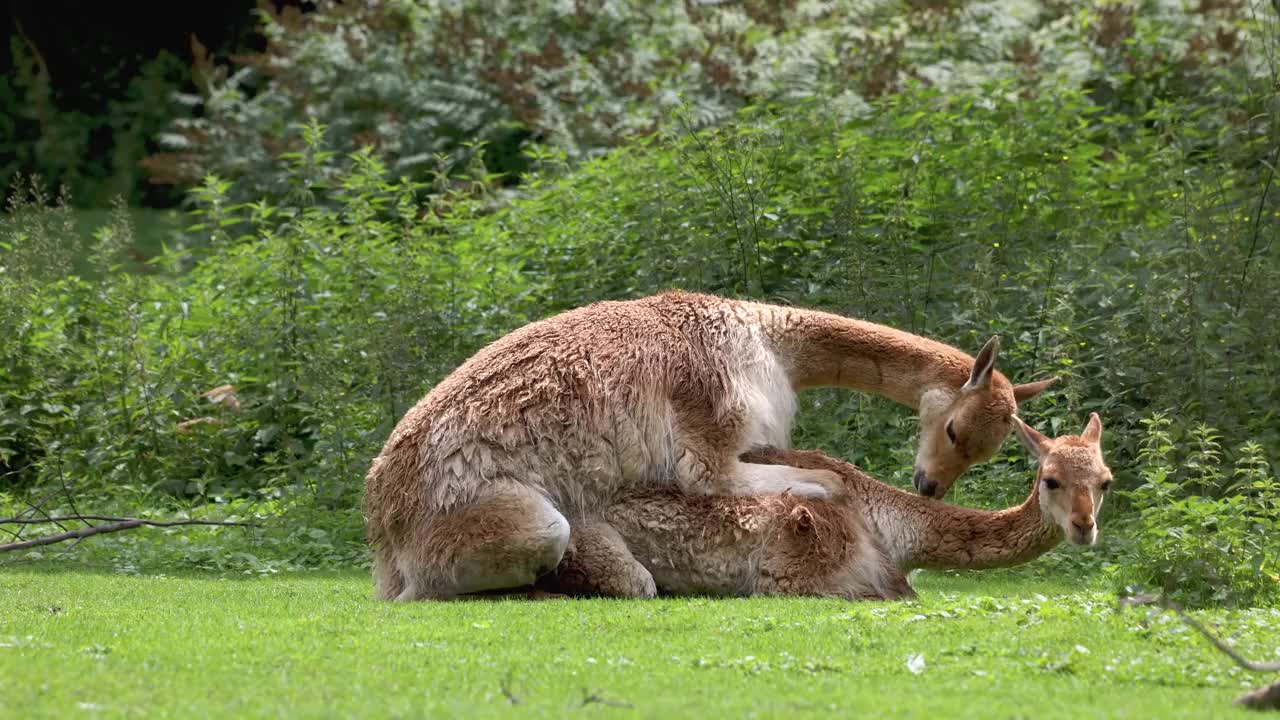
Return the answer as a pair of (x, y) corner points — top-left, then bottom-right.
(364, 290), (1056, 600)
(550, 413), (1113, 600)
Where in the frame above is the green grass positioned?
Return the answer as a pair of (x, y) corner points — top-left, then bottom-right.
(1, 567), (1274, 719)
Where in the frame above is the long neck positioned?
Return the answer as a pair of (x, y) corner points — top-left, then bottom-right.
(747, 303), (983, 407)
(849, 472), (1062, 571)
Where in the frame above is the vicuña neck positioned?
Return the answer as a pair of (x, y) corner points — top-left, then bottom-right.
(848, 473), (1062, 571)
(749, 303), (989, 407)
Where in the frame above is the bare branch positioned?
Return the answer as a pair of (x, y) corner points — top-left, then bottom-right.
(1, 486), (67, 542)
(3, 514), (151, 525)
(499, 671), (521, 705)
(579, 690), (633, 709)
(56, 456), (87, 527)
(1120, 593), (1280, 672)
(20, 499), (68, 532)
(1, 520), (145, 551)
(0, 518), (260, 553)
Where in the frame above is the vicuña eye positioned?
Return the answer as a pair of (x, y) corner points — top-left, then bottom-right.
(1101, 481), (1112, 492)
(1044, 477), (1060, 490)
(945, 420), (957, 444)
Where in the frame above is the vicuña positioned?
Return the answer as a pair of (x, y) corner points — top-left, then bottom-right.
(549, 413), (1113, 600)
(364, 290), (1056, 600)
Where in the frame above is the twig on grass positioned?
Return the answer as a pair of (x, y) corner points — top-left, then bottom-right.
(1120, 592), (1280, 711)
(580, 689), (633, 709)
(21, 498), (68, 532)
(4, 484), (80, 542)
(1120, 593), (1280, 672)
(499, 671), (521, 705)
(1, 514), (183, 525)
(0, 516), (260, 553)
(1, 519), (146, 551)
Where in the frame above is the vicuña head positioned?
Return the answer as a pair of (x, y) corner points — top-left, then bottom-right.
(1013, 411), (1112, 545)
(912, 335), (1058, 498)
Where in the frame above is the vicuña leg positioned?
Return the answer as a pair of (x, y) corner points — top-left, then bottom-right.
(672, 430), (843, 499)
(548, 519), (657, 599)
(393, 486), (570, 601)
(732, 460), (845, 498)
(685, 457), (845, 499)
(372, 542), (405, 600)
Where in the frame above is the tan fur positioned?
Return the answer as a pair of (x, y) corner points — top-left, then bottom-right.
(364, 290), (1055, 599)
(552, 519), (657, 599)
(546, 413), (1113, 600)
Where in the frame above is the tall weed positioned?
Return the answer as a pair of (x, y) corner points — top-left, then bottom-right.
(1116, 413), (1280, 606)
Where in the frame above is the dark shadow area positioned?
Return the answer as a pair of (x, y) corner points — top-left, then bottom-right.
(1, 0), (310, 208)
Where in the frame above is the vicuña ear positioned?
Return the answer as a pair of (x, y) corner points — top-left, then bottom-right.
(1082, 412), (1103, 445)
(963, 335), (1000, 392)
(1013, 376), (1058, 404)
(1012, 415), (1049, 460)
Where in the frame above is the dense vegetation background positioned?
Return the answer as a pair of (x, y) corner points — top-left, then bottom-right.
(2, 0), (1278, 607)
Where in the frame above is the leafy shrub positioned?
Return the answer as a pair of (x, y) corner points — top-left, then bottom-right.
(1115, 412), (1280, 606)
(448, 77), (1279, 497)
(3, 1), (1278, 573)
(144, 0), (1272, 204)
(1, 124), (537, 568)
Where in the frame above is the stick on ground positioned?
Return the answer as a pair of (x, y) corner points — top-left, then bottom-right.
(1120, 593), (1280, 711)
(0, 516), (259, 553)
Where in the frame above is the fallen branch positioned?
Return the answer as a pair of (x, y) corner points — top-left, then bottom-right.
(0, 517), (259, 553)
(1121, 593), (1280, 711)
(1120, 593), (1280, 672)
(499, 671), (521, 705)
(1, 514), (158, 525)
(579, 690), (633, 709)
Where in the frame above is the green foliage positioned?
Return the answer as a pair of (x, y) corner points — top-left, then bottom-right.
(3, 570), (1275, 717)
(2, 0), (1277, 597)
(1, 124), (531, 568)
(1114, 412), (1280, 606)
(147, 0), (1271, 204)
(457, 77), (1279, 501)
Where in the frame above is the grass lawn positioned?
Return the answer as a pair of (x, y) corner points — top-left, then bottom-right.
(2, 566), (1274, 719)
